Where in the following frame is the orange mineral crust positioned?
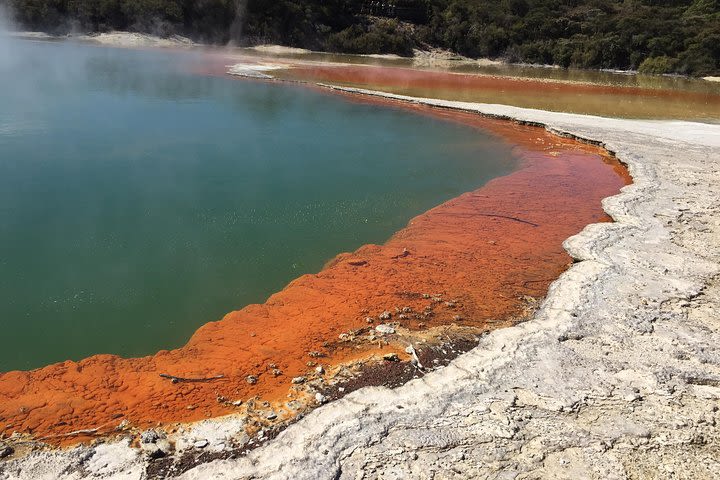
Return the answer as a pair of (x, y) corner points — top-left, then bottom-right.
(0, 105), (630, 446)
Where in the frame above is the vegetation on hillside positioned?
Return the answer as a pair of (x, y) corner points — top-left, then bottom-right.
(4, 0), (719, 75)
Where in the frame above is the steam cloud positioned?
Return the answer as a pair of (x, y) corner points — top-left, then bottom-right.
(0, 3), (13, 33)
(227, 0), (247, 47)
(0, 4), (14, 69)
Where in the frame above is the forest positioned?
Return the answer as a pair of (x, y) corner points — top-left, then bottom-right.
(4, 0), (719, 75)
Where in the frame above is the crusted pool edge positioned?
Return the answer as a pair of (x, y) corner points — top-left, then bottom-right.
(3, 91), (719, 480)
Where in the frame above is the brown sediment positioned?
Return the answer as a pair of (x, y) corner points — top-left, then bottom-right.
(0, 92), (630, 447)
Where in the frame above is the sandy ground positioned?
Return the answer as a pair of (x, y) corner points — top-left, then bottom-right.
(10, 31), (195, 48)
(1, 87), (718, 479)
(77, 32), (195, 48)
(412, 48), (504, 69)
(226, 63), (288, 78)
(248, 45), (312, 55)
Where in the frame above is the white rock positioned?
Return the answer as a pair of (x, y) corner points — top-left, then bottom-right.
(375, 324), (395, 335)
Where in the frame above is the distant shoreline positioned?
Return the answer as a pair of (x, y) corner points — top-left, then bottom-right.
(8, 29), (720, 84)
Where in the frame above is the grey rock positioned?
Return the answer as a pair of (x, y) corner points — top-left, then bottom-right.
(383, 353), (399, 362)
(140, 438), (172, 459)
(140, 430), (161, 444)
(0, 443), (14, 459)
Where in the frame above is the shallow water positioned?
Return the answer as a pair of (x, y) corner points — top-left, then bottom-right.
(223, 47), (720, 121)
(277, 64), (720, 121)
(239, 47), (720, 95)
(0, 40), (519, 371)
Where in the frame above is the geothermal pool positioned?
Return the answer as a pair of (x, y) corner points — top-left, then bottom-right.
(0, 40), (519, 371)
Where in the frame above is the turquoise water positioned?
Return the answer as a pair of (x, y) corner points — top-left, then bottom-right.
(0, 39), (518, 371)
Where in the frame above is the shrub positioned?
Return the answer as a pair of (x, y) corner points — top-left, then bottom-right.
(638, 56), (677, 74)
(327, 19), (415, 56)
(4, 0), (719, 75)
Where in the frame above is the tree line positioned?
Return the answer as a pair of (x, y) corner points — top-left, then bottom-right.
(4, 0), (719, 75)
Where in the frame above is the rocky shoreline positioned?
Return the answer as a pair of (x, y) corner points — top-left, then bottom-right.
(1, 90), (718, 479)
(177, 90), (720, 479)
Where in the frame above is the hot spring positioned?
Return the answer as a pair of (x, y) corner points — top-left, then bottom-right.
(0, 39), (519, 371)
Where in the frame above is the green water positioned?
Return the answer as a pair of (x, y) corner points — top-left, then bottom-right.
(0, 39), (518, 371)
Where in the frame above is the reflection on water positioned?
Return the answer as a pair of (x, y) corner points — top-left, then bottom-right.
(0, 39), (520, 371)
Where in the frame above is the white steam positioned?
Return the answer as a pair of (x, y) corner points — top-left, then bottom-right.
(0, 3), (14, 33)
(0, 4), (15, 69)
